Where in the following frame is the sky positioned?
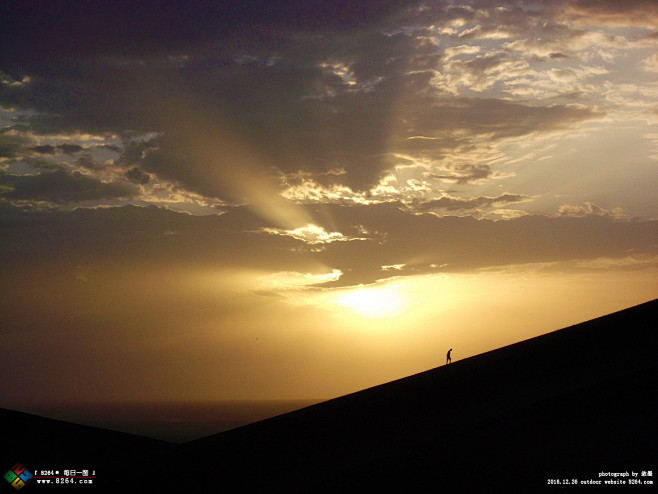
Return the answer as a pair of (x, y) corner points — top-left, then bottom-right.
(1, 0), (657, 406)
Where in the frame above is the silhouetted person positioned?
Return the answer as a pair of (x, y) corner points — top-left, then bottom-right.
(446, 348), (452, 365)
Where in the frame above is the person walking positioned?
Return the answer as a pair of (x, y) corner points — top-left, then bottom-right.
(446, 348), (452, 365)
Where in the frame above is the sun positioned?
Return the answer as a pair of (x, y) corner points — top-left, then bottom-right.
(334, 285), (408, 319)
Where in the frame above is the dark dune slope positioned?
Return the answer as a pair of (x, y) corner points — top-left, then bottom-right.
(175, 299), (657, 493)
(2, 300), (655, 492)
(0, 407), (174, 492)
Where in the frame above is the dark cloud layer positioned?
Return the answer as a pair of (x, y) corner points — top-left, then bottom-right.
(1, 204), (655, 289)
(4, 0), (652, 72)
(0, 1), (655, 280)
(0, 0), (412, 67)
(0, 170), (137, 204)
(32, 144), (83, 155)
(125, 167), (150, 185)
(0, 0), (611, 202)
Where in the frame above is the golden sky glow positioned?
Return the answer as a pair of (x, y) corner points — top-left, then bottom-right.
(333, 285), (409, 319)
(1, 1), (657, 407)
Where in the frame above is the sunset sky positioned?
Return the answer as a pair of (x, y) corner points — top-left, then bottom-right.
(1, 1), (656, 407)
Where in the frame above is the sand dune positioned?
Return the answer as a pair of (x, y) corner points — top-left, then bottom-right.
(0, 407), (173, 491)
(2, 299), (656, 492)
(177, 298), (657, 492)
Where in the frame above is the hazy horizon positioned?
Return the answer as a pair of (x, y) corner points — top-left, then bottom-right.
(1, 1), (657, 408)
(4, 399), (324, 443)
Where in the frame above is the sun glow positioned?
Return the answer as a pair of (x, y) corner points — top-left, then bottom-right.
(334, 285), (408, 319)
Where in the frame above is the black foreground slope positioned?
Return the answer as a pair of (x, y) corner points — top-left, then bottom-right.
(172, 299), (657, 493)
(0, 408), (174, 492)
(1, 300), (655, 493)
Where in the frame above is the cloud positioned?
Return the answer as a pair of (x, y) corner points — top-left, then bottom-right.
(1, 204), (656, 293)
(0, 0), (608, 206)
(443, 45), (481, 60)
(442, 52), (530, 91)
(0, 130), (33, 159)
(557, 201), (625, 218)
(0, 0), (652, 223)
(0, 170), (137, 204)
(426, 164), (492, 184)
(414, 193), (529, 211)
(642, 52), (658, 72)
(31, 143), (83, 155)
(125, 167), (150, 185)
(32, 144), (56, 154)
(262, 224), (354, 245)
(381, 263), (406, 271)
(59, 143), (84, 154)
(257, 269), (343, 290)
(394, 97), (603, 144)
(309, 204), (658, 286)
(73, 154), (104, 171)
(564, 0), (658, 27)
(1, 1), (417, 66)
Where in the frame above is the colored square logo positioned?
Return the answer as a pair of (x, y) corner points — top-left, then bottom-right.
(11, 478), (25, 490)
(3, 471), (17, 484)
(3, 464), (32, 490)
(18, 470), (32, 483)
